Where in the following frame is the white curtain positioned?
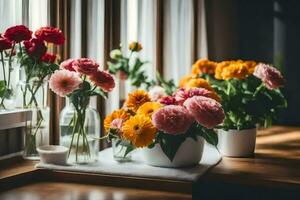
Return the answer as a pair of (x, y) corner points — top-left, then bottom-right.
(163, 0), (207, 83)
(0, 0), (23, 32)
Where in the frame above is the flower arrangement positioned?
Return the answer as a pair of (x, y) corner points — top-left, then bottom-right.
(104, 88), (224, 162)
(181, 59), (287, 130)
(49, 58), (115, 163)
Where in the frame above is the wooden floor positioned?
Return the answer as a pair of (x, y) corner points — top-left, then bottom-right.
(0, 182), (191, 200)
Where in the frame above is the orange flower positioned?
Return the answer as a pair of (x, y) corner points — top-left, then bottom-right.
(104, 109), (130, 132)
(179, 74), (196, 88)
(124, 90), (151, 112)
(215, 61), (249, 80)
(184, 78), (214, 91)
(129, 41), (142, 52)
(136, 102), (162, 117)
(244, 60), (257, 74)
(122, 115), (157, 147)
(192, 59), (217, 75)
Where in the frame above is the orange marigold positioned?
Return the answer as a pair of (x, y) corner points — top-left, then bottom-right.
(215, 61), (249, 80)
(122, 115), (157, 147)
(191, 59), (217, 75)
(124, 89), (151, 112)
(104, 109), (131, 132)
(179, 74), (196, 88)
(136, 102), (162, 117)
(244, 60), (257, 74)
(129, 41), (142, 52)
(184, 78), (214, 91)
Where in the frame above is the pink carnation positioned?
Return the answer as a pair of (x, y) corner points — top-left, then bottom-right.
(49, 69), (82, 97)
(174, 88), (216, 105)
(60, 58), (76, 72)
(253, 63), (285, 90)
(73, 58), (99, 75)
(89, 70), (115, 92)
(152, 105), (194, 135)
(184, 96), (224, 129)
(158, 95), (177, 105)
(110, 118), (125, 135)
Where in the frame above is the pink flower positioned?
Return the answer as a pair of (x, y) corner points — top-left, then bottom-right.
(253, 63), (285, 90)
(184, 96), (224, 129)
(60, 58), (76, 71)
(174, 88), (217, 105)
(152, 105), (194, 135)
(89, 70), (115, 92)
(158, 95), (177, 105)
(49, 69), (82, 97)
(110, 118), (125, 135)
(73, 58), (99, 75)
(149, 86), (167, 101)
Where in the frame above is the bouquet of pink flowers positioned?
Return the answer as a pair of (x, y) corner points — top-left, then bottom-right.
(49, 58), (115, 162)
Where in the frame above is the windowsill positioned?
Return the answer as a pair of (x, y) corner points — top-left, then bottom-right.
(0, 109), (32, 130)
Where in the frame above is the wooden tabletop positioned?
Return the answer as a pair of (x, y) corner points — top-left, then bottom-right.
(0, 126), (299, 198)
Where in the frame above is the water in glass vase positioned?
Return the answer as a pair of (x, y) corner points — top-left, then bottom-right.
(60, 101), (100, 164)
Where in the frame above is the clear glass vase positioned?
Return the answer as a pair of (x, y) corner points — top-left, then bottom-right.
(60, 98), (100, 164)
(16, 80), (50, 160)
(0, 59), (18, 111)
(112, 138), (132, 162)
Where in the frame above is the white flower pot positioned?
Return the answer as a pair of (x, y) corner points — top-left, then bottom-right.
(37, 145), (68, 165)
(218, 128), (257, 157)
(140, 136), (204, 168)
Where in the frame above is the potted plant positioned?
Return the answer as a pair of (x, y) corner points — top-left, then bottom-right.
(49, 58), (115, 164)
(104, 88), (224, 167)
(185, 59), (287, 157)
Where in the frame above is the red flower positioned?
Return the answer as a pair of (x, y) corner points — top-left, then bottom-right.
(73, 58), (99, 75)
(60, 58), (76, 71)
(24, 38), (47, 58)
(41, 53), (57, 63)
(89, 70), (115, 92)
(3, 25), (32, 43)
(35, 27), (65, 45)
(0, 36), (12, 51)
(158, 95), (177, 105)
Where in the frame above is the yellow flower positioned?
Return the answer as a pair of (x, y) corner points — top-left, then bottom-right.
(215, 61), (249, 80)
(179, 74), (196, 88)
(184, 78), (214, 91)
(104, 109), (130, 132)
(192, 59), (217, 75)
(244, 60), (257, 74)
(137, 102), (162, 117)
(129, 41), (142, 52)
(122, 115), (157, 147)
(124, 89), (151, 112)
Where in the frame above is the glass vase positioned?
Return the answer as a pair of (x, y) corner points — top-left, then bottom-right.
(16, 80), (50, 160)
(60, 98), (100, 164)
(112, 138), (132, 162)
(0, 59), (18, 111)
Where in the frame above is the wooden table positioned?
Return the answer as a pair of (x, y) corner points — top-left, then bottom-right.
(0, 126), (299, 199)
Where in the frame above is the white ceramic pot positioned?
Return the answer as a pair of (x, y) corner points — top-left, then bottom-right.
(37, 145), (68, 165)
(140, 136), (204, 168)
(218, 128), (257, 157)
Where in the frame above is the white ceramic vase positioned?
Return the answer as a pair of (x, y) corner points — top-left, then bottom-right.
(140, 136), (204, 168)
(218, 128), (257, 157)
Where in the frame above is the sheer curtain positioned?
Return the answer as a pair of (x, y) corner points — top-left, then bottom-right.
(0, 0), (23, 32)
(163, 0), (207, 83)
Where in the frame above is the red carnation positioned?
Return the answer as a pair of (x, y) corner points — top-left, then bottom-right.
(24, 38), (47, 59)
(73, 58), (99, 75)
(41, 53), (57, 63)
(35, 27), (65, 45)
(3, 25), (32, 43)
(89, 70), (115, 92)
(0, 36), (12, 51)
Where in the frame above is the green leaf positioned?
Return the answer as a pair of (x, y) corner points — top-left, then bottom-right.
(199, 128), (218, 146)
(124, 145), (135, 157)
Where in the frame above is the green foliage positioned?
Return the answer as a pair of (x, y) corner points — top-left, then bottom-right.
(154, 123), (218, 161)
(156, 72), (177, 95)
(212, 75), (287, 130)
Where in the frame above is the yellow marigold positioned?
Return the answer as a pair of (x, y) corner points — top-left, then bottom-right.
(104, 109), (130, 132)
(184, 78), (214, 91)
(191, 59), (217, 75)
(122, 115), (157, 147)
(136, 102), (162, 117)
(215, 61), (249, 80)
(244, 60), (257, 74)
(179, 74), (196, 88)
(129, 41), (142, 52)
(124, 89), (151, 112)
